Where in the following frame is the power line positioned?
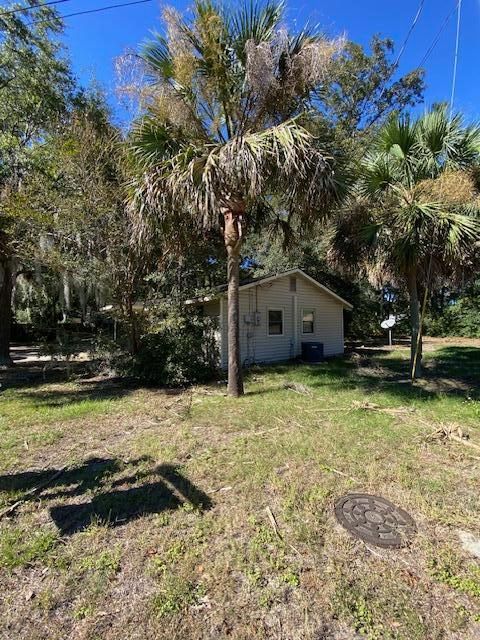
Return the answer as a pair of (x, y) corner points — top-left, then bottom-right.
(372, 0), (425, 108)
(392, 0), (425, 70)
(27, 0), (153, 26)
(0, 0), (73, 19)
(415, 0), (460, 70)
(361, 0), (425, 131)
(449, 0), (462, 118)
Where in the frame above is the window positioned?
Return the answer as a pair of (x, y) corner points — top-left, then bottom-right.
(302, 309), (314, 334)
(268, 309), (283, 336)
(289, 276), (297, 292)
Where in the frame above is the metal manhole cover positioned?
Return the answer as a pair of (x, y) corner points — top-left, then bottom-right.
(334, 493), (416, 548)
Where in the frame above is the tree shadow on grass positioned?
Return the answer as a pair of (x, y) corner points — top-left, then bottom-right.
(5, 377), (185, 411)
(244, 346), (480, 402)
(315, 346), (479, 401)
(13, 380), (138, 407)
(0, 457), (212, 536)
(427, 346), (480, 380)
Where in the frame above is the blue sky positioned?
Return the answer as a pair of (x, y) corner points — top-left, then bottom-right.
(36, 0), (480, 125)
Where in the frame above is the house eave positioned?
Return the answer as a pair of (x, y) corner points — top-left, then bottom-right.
(185, 268), (353, 310)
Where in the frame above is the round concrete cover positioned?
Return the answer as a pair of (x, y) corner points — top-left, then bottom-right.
(334, 493), (417, 548)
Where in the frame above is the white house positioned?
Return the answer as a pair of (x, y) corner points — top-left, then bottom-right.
(190, 268), (352, 368)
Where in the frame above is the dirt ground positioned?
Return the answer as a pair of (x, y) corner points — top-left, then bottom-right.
(0, 338), (479, 639)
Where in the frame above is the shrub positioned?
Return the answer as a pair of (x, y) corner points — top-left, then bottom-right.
(104, 305), (219, 386)
(425, 296), (480, 338)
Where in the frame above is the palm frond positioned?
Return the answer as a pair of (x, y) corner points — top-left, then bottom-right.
(417, 105), (452, 158)
(359, 154), (394, 196)
(376, 112), (417, 156)
(230, 0), (284, 63)
(287, 24), (320, 56)
(353, 106), (480, 278)
(417, 106), (480, 174)
(129, 117), (190, 167)
(133, 117), (336, 230)
(141, 33), (174, 81)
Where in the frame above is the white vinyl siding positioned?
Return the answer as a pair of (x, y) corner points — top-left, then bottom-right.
(218, 272), (346, 368)
(295, 277), (344, 357)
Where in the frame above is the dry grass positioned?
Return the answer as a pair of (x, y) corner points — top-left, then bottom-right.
(0, 339), (479, 639)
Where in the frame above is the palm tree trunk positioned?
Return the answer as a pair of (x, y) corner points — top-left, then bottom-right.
(0, 255), (14, 367)
(223, 207), (244, 397)
(407, 269), (422, 379)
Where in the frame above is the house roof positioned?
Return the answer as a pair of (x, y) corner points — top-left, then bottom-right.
(186, 268), (353, 310)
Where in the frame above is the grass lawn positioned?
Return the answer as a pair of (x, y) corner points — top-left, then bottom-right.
(0, 338), (480, 639)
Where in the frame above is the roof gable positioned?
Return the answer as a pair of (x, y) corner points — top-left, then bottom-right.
(187, 269), (353, 310)
(237, 269), (352, 310)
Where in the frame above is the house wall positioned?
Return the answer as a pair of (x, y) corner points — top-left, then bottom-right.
(215, 274), (345, 368)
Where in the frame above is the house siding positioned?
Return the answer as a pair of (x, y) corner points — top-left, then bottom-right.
(212, 273), (345, 369)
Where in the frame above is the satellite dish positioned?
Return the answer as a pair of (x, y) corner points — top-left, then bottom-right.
(380, 315), (396, 329)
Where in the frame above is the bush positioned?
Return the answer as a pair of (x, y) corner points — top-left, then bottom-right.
(102, 306), (220, 386)
(425, 297), (480, 338)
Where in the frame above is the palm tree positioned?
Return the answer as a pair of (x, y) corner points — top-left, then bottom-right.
(329, 106), (480, 378)
(128, 0), (343, 396)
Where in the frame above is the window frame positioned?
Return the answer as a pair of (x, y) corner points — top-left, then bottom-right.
(301, 308), (315, 335)
(267, 307), (284, 337)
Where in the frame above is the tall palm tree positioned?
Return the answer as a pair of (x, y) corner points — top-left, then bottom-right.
(128, 0), (343, 396)
(330, 106), (480, 378)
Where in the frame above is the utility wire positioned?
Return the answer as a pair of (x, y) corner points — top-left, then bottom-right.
(372, 0), (425, 109)
(360, 0), (425, 131)
(27, 0), (153, 26)
(415, 0), (460, 70)
(0, 0), (73, 19)
(449, 0), (462, 118)
(391, 0), (425, 71)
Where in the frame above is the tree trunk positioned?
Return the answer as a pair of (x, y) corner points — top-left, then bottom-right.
(126, 298), (139, 356)
(223, 206), (244, 397)
(407, 269), (422, 379)
(78, 283), (87, 324)
(0, 257), (14, 367)
(59, 271), (71, 323)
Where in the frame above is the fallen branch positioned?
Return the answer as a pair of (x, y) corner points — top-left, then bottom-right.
(425, 423), (477, 444)
(320, 464), (358, 483)
(265, 506), (282, 539)
(299, 402), (415, 417)
(209, 485), (233, 494)
(424, 423), (480, 452)
(450, 434), (480, 452)
(351, 401), (416, 416)
(0, 467), (66, 519)
(0, 500), (23, 519)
